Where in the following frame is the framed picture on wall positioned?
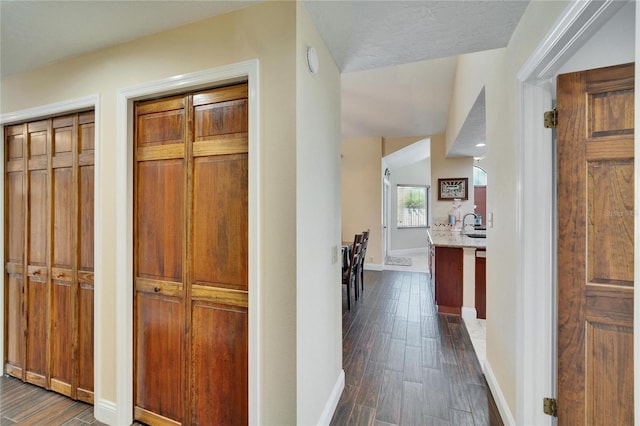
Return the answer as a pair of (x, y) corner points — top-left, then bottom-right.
(437, 178), (468, 200)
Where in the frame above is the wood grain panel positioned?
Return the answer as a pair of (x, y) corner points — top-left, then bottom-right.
(53, 167), (73, 268)
(587, 160), (634, 285)
(191, 302), (248, 426)
(434, 247), (463, 314)
(77, 283), (94, 401)
(137, 109), (185, 147)
(7, 172), (24, 262)
(192, 154), (248, 290)
(53, 126), (72, 154)
(589, 89), (634, 138)
(79, 122), (95, 153)
(51, 281), (73, 392)
(192, 85), (248, 106)
(28, 130), (48, 158)
(475, 251), (486, 320)
(586, 322), (633, 424)
(194, 98), (248, 141)
(136, 160), (184, 281)
(7, 131), (23, 160)
(26, 278), (47, 377)
(6, 276), (24, 370)
(135, 293), (184, 423)
(79, 165), (94, 272)
(29, 170), (48, 265)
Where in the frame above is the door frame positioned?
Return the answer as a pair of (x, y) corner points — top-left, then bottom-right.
(0, 95), (103, 410)
(115, 60), (260, 426)
(513, 1), (637, 425)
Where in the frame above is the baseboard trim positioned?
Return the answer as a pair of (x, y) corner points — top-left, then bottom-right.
(388, 247), (428, 256)
(95, 398), (117, 425)
(484, 360), (516, 426)
(317, 370), (345, 426)
(364, 263), (383, 271)
(461, 307), (477, 320)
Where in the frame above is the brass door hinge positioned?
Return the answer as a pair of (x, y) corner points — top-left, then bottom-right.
(543, 397), (557, 417)
(544, 108), (557, 129)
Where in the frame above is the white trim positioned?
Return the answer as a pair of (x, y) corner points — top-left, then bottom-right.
(388, 247), (428, 256)
(513, 1), (627, 425)
(0, 95), (102, 410)
(461, 307), (477, 321)
(115, 60), (260, 425)
(364, 263), (384, 272)
(95, 399), (117, 425)
(484, 360), (516, 426)
(317, 370), (345, 426)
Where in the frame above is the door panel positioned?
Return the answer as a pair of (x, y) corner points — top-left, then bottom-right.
(50, 280), (73, 395)
(557, 63), (634, 424)
(191, 302), (248, 425)
(135, 293), (184, 422)
(192, 154), (248, 290)
(137, 160), (184, 281)
(135, 83), (248, 424)
(26, 277), (47, 384)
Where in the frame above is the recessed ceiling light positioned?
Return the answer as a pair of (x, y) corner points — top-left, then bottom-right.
(475, 143), (486, 147)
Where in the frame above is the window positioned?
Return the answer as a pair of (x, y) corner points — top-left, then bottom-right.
(397, 185), (428, 228)
(473, 166), (487, 186)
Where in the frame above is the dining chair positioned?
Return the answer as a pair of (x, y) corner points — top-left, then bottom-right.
(357, 229), (370, 298)
(342, 233), (363, 310)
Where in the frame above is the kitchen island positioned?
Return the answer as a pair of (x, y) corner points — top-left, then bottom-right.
(427, 229), (486, 318)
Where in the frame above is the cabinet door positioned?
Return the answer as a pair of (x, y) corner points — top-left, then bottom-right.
(434, 247), (463, 314)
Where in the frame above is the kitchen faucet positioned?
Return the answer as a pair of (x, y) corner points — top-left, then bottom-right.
(462, 213), (478, 234)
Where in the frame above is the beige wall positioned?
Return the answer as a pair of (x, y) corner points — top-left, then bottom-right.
(341, 137), (383, 264)
(442, 0), (574, 418)
(1, 2), (301, 423)
(430, 133), (474, 224)
(295, 4), (343, 424)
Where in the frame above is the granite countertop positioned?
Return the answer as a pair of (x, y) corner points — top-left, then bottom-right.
(427, 228), (487, 249)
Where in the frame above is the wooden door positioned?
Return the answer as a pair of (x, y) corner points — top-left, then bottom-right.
(474, 186), (486, 226)
(557, 63), (634, 423)
(134, 83), (248, 425)
(4, 111), (95, 403)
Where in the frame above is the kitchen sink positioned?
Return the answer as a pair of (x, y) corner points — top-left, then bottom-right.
(465, 233), (486, 238)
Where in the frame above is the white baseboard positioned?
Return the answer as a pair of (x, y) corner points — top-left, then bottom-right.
(317, 370), (345, 426)
(95, 398), (117, 425)
(484, 360), (516, 426)
(388, 247), (428, 256)
(461, 307), (477, 320)
(364, 263), (383, 271)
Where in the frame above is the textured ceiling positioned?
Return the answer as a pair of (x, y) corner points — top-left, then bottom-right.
(303, 0), (530, 73)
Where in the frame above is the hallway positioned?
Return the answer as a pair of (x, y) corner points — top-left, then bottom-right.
(332, 270), (501, 425)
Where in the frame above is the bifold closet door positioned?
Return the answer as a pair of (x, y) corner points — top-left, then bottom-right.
(3, 111), (95, 403)
(134, 84), (248, 425)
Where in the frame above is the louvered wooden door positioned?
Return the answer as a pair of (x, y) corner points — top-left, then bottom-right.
(557, 63), (634, 423)
(4, 111), (95, 403)
(134, 84), (248, 425)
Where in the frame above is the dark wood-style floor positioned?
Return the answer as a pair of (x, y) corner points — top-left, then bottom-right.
(0, 376), (104, 425)
(1, 270), (500, 426)
(331, 270), (502, 426)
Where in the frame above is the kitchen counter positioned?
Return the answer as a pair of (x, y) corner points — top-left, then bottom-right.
(427, 228), (486, 317)
(427, 229), (486, 249)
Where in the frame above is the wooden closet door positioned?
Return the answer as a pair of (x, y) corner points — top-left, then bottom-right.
(190, 86), (248, 425)
(25, 119), (50, 388)
(4, 112), (94, 401)
(134, 84), (248, 425)
(134, 95), (187, 424)
(4, 124), (26, 378)
(77, 111), (95, 403)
